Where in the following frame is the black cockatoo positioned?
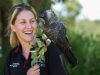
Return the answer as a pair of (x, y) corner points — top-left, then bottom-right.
(39, 9), (78, 67)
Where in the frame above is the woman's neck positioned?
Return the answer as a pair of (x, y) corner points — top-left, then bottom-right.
(20, 40), (35, 59)
(22, 43), (30, 53)
(21, 42), (30, 59)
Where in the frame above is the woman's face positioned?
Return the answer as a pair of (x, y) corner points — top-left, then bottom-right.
(11, 10), (37, 44)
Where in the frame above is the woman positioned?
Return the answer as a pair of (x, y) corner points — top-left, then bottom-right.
(4, 3), (69, 75)
(4, 3), (41, 75)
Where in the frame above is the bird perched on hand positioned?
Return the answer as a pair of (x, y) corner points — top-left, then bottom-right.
(39, 9), (78, 67)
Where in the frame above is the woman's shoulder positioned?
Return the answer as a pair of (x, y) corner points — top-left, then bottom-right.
(6, 46), (18, 60)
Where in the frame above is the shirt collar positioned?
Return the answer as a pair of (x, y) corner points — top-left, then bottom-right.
(14, 44), (22, 54)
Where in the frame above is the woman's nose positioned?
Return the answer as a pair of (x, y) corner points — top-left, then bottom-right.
(26, 22), (32, 29)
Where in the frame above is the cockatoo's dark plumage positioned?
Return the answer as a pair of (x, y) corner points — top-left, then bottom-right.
(39, 10), (78, 67)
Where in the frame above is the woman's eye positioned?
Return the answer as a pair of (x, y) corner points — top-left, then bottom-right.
(20, 21), (26, 24)
(31, 20), (34, 23)
(31, 20), (36, 23)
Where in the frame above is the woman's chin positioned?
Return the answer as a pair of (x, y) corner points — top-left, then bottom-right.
(25, 38), (34, 43)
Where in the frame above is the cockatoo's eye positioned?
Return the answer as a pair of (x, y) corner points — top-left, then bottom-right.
(39, 18), (45, 25)
(40, 13), (45, 18)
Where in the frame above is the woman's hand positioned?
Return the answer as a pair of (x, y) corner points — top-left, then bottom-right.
(27, 64), (40, 75)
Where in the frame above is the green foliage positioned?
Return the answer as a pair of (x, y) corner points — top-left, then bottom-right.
(12, 0), (28, 5)
(65, 0), (81, 17)
(28, 0), (51, 15)
(75, 20), (100, 40)
(66, 20), (100, 75)
(64, 0), (81, 26)
(12, 0), (23, 5)
(31, 37), (47, 66)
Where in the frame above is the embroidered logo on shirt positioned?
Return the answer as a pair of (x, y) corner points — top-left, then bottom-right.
(10, 63), (20, 68)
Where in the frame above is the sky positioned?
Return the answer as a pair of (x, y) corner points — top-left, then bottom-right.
(78, 0), (100, 20)
(52, 0), (100, 20)
(51, 1), (67, 17)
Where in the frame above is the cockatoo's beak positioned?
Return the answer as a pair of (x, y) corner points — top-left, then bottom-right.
(39, 18), (45, 24)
